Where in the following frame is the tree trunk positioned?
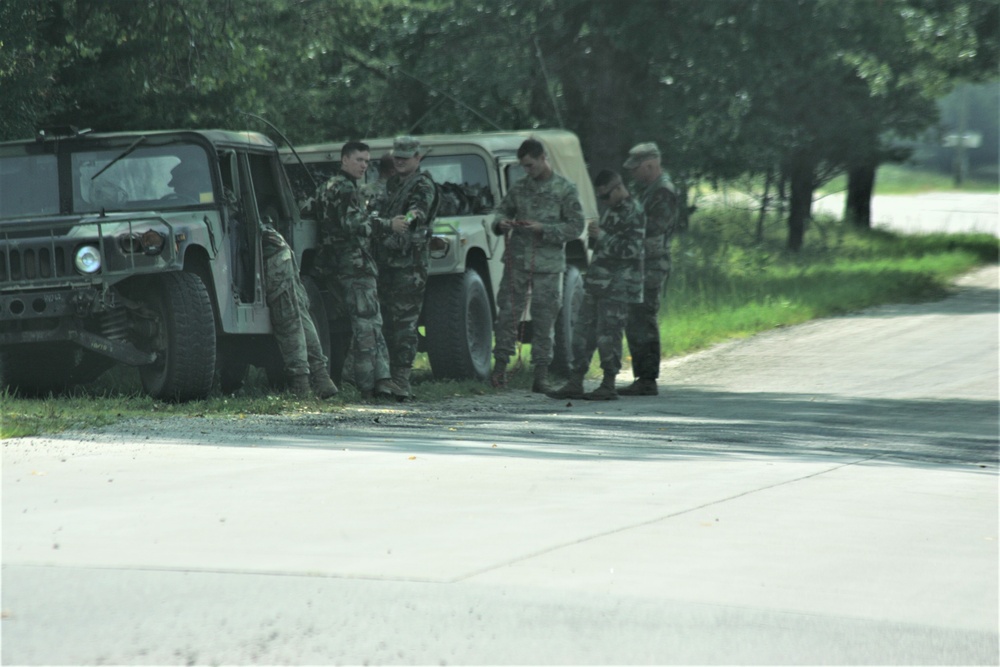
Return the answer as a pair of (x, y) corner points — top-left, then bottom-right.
(786, 160), (815, 252)
(845, 163), (876, 228)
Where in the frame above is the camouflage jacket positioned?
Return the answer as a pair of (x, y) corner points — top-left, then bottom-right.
(586, 197), (645, 303)
(634, 173), (680, 272)
(377, 169), (437, 269)
(492, 172), (585, 274)
(360, 178), (388, 215)
(314, 174), (382, 277)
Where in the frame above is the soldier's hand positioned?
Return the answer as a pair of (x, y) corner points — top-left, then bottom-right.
(587, 220), (600, 239)
(391, 215), (410, 234)
(523, 220), (543, 233)
(496, 219), (513, 233)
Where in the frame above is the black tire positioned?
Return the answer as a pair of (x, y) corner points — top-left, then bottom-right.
(0, 343), (78, 397)
(551, 265), (584, 377)
(135, 272), (217, 401)
(423, 269), (493, 380)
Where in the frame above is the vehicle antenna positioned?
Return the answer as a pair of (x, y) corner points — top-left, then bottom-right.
(238, 110), (318, 190)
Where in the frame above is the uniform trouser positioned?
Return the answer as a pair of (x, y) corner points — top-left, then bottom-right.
(571, 291), (629, 377)
(377, 262), (429, 371)
(625, 266), (670, 380)
(329, 272), (390, 392)
(265, 247), (328, 378)
(493, 268), (562, 367)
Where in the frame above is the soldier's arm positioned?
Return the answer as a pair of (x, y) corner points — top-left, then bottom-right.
(403, 175), (436, 224)
(647, 187), (681, 240)
(491, 189), (518, 235)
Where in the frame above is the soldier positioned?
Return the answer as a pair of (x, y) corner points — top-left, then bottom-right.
(490, 138), (585, 393)
(375, 136), (438, 400)
(547, 170), (644, 401)
(260, 220), (339, 399)
(620, 142), (681, 396)
(313, 141), (404, 400)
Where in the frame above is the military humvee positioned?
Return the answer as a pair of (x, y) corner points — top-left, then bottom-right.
(282, 130), (598, 381)
(0, 128), (326, 400)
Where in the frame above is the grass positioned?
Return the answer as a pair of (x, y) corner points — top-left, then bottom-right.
(822, 163), (998, 196)
(2, 205), (997, 439)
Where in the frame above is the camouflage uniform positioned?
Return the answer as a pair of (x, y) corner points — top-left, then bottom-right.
(570, 197), (645, 377)
(314, 174), (391, 394)
(491, 172), (585, 368)
(626, 172), (680, 382)
(375, 169), (437, 377)
(261, 225), (331, 387)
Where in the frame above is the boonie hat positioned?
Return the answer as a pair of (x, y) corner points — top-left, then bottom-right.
(623, 142), (660, 169)
(392, 136), (421, 158)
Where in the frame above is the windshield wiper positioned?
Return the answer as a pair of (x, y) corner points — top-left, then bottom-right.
(91, 135), (147, 181)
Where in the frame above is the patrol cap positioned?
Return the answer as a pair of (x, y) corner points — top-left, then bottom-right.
(392, 136), (421, 158)
(623, 142), (660, 169)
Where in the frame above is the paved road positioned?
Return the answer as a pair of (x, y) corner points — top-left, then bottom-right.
(2, 266), (998, 665)
(813, 191), (999, 236)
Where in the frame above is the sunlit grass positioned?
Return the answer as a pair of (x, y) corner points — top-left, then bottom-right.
(822, 163), (998, 196)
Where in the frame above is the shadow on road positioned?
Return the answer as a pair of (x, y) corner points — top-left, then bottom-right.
(147, 387), (998, 471)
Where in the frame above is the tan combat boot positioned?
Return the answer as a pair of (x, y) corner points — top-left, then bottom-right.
(310, 365), (339, 399)
(546, 373), (586, 399)
(373, 377), (403, 400)
(617, 378), (658, 396)
(582, 372), (619, 401)
(531, 364), (553, 394)
(288, 374), (312, 398)
(490, 359), (508, 388)
(391, 367), (413, 401)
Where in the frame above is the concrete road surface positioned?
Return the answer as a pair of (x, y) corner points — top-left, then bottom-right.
(2, 266), (998, 665)
(814, 191), (998, 236)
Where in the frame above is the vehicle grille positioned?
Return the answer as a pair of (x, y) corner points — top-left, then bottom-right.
(0, 244), (72, 283)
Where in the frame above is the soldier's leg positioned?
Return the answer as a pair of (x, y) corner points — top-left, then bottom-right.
(526, 272), (562, 368)
(386, 265), (428, 372)
(625, 268), (667, 381)
(597, 299), (630, 376)
(571, 291), (600, 376)
(345, 274), (391, 393)
(264, 250), (309, 379)
(492, 267), (530, 365)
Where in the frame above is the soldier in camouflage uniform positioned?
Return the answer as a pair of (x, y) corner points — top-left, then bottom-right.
(547, 171), (645, 401)
(490, 138), (586, 393)
(261, 222), (339, 399)
(620, 142), (681, 397)
(313, 141), (404, 400)
(374, 136), (438, 400)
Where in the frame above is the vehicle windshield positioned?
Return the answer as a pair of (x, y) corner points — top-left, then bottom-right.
(0, 154), (60, 218)
(74, 143), (214, 213)
(0, 140), (216, 220)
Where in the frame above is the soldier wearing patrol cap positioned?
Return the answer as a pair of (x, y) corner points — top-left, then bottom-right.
(375, 136), (438, 399)
(621, 141), (681, 396)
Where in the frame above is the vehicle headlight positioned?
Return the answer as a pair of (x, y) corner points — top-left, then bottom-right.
(74, 245), (102, 274)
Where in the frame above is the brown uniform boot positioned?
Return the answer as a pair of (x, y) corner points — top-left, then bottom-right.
(583, 372), (619, 401)
(617, 378), (658, 396)
(391, 367), (413, 401)
(373, 378), (403, 399)
(310, 365), (339, 399)
(546, 373), (586, 399)
(490, 359), (508, 388)
(288, 374), (312, 398)
(531, 365), (553, 394)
